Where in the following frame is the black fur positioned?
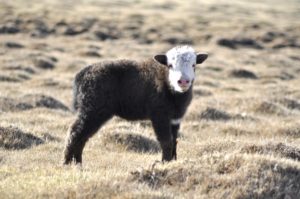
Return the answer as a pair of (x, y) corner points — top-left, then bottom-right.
(64, 59), (193, 164)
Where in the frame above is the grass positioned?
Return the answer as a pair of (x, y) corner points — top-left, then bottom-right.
(0, 0), (300, 198)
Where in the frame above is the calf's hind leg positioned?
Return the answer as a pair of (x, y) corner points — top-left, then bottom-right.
(63, 111), (112, 165)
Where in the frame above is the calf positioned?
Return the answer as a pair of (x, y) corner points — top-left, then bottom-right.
(64, 46), (208, 164)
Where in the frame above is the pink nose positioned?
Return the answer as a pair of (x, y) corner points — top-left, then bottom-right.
(178, 79), (190, 86)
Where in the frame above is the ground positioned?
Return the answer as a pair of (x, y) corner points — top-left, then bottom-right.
(1, 0), (300, 198)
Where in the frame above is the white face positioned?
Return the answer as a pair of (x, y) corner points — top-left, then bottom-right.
(166, 46), (197, 93)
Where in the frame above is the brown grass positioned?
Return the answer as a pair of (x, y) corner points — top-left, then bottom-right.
(100, 132), (160, 153)
(0, 0), (300, 198)
(0, 126), (44, 149)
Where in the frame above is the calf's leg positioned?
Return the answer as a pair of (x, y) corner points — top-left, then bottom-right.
(171, 124), (180, 160)
(151, 115), (174, 162)
(63, 111), (112, 165)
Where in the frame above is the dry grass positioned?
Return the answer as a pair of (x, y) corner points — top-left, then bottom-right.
(101, 132), (161, 153)
(0, 0), (300, 198)
(0, 126), (44, 149)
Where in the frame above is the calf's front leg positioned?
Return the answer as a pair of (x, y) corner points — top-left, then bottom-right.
(151, 115), (174, 162)
(170, 122), (180, 160)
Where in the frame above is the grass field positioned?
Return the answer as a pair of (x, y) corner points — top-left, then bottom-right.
(1, 0), (300, 198)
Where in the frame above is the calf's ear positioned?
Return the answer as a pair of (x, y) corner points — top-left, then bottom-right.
(196, 53), (208, 64)
(153, 54), (167, 66)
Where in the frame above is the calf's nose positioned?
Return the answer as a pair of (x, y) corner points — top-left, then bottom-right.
(178, 79), (190, 86)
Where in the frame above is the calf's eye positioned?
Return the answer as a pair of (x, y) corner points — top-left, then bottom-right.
(168, 64), (173, 68)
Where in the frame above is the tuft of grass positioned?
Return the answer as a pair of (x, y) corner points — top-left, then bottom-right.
(276, 125), (300, 138)
(0, 126), (44, 150)
(200, 107), (232, 121)
(254, 101), (290, 116)
(241, 142), (300, 161)
(101, 132), (161, 153)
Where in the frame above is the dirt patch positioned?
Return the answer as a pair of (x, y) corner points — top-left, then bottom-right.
(101, 132), (160, 153)
(0, 126), (44, 150)
(241, 142), (300, 161)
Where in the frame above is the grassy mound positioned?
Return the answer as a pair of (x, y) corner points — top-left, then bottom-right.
(101, 132), (160, 153)
(241, 142), (300, 161)
(0, 94), (69, 112)
(0, 126), (44, 150)
(276, 125), (300, 138)
(200, 107), (232, 121)
(254, 101), (290, 116)
(229, 69), (258, 79)
(130, 154), (300, 198)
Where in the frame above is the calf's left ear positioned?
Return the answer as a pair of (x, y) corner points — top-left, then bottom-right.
(196, 53), (208, 64)
(153, 54), (167, 66)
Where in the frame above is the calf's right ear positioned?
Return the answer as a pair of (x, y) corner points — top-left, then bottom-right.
(196, 53), (208, 64)
(153, 54), (167, 66)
